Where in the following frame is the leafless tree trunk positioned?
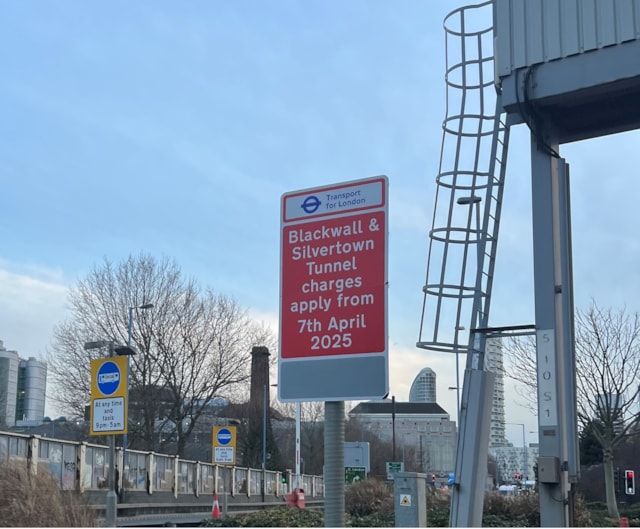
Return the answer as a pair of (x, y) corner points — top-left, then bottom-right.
(47, 253), (275, 455)
(503, 302), (640, 518)
(271, 400), (325, 475)
(299, 402), (325, 475)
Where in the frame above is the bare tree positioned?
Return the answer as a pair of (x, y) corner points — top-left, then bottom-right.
(271, 400), (325, 475)
(299, 402), (325, 475)
(504, 302), (640, 518)
(47, 253), (275, 455)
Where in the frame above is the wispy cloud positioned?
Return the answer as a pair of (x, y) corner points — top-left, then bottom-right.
(0, 264), (69, 357)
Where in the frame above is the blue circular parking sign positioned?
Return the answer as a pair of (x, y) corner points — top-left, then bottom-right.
(217, 428), (232, 445)
(96, 361), (121, 396)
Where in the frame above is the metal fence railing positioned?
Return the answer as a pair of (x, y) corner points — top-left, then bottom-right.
(0, 430), (324, 499)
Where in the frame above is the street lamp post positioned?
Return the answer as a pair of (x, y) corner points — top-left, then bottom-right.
(121, 303), (153, 501)
(455, 195), (482, 423)
(450, 325), (465, 423)
(391, 395), (396, 461)
(261, 383), (279, 498)
(506, 422), (527, 479)
(456, 195), (482, 245)
(527, 431), (537, 481)
(85, 340), (136, 527)
(262, 384), (267, 472)
(295, 401), (301, 489)
(520, 425), (526, 479)
(401, 432), (411, 468)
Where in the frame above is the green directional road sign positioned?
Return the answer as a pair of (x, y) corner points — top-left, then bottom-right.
(345, 466), (367, 483)
(386, 461), (404, 480)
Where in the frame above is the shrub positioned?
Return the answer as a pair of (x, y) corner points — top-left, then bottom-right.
(344, 478), (393, 519)
(483, 491), (540, 526)
(572, 492), (594, 527)
(203, 478), (397, 527)
(482, 490), (593, 527)
(202, 479), (600, 527)
(202, 507), (323, 527)
(427, 486), (453, 509)
(0, 460), (97, 527)
(426, 506), (450, 527)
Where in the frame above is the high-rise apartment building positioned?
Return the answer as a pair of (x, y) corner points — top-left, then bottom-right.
(409, 367), (437, 403)
(0, 341), (47, 427)
(485, 337), (506, 446)
(485, 337), (539, 483)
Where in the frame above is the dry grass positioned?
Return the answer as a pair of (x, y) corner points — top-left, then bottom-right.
(0, 461), (97, 527)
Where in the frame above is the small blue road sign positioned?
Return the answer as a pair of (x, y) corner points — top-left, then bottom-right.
(96, 361), (121, 396)
(217, 428), (232, 445)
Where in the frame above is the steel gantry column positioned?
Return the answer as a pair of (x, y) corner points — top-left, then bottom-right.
(530, 134), (578, 527)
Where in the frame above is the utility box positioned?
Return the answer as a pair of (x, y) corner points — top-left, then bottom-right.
(538, 456), (560, 484)
(393, 472), (426, 527)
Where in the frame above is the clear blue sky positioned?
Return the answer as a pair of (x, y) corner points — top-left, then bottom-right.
(1, 0), (639, 443)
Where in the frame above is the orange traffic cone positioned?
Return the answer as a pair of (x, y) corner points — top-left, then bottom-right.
(212, 492), (221, 520)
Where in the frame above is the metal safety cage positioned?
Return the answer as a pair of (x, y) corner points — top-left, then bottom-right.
(417, 0), (510, 358)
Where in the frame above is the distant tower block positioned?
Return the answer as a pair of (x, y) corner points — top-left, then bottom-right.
(409, 368), (437, 403)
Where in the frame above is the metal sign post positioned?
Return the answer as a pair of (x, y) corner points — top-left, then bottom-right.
(87, 341), (135, 528)
(89, 347), (129, 527)
(279, 175), (389, 528)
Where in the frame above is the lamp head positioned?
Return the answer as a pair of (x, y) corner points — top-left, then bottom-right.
(456, 195), (482, 205)
(84, 340), (110, 350)
(114, 345), (137, 356)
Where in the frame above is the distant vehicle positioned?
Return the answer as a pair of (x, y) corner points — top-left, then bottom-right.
(498, 484), (519, 497)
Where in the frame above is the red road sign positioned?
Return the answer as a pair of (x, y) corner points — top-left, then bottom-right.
(281, 211), (386, 358)
(279, 176), (388, 400)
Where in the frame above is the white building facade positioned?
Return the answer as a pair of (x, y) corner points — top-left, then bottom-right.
(349, 400), (456, 478)
(0, 341), (47, 427)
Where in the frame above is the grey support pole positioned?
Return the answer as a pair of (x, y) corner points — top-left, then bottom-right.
(106, 342), (117, 527)
(530, 133), (575, 527)
(557, 163), (580, 523)
(449, 345), (495, 527)
(324, 401), (345, 527)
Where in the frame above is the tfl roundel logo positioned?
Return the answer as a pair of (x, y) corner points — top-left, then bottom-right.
(217, 428), (233, 445)
(301, 195), (321, 214)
